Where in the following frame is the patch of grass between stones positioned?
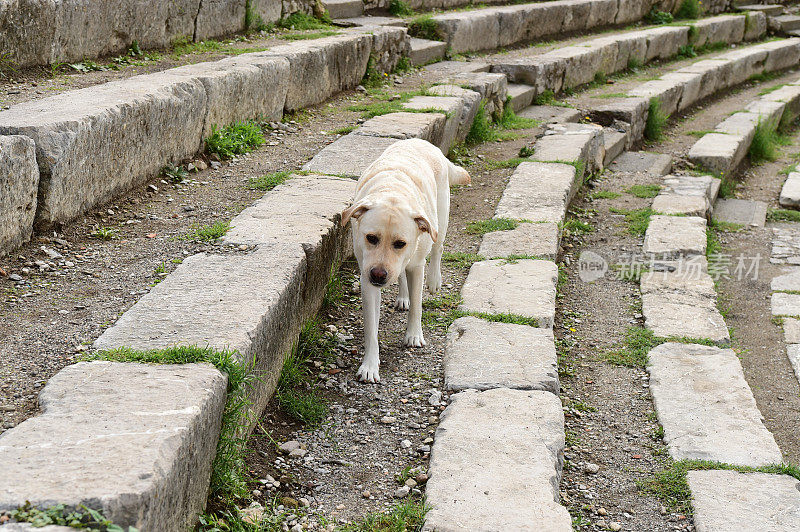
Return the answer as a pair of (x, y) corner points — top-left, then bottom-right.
(639, 459), (800, 515)
(604, 327), (715, 367)
(749, 118), (789, 164)
(768, 208), (800, 222)
(466, 218), (527, 234)
(609, 207), (656, 236)
(645, 97), (669, 142)
(589, 190), (622, 200)
(7, 503), (137, 531)
(206, 121), (266, 160)
(407, 14), (441, 41)
(626, 184), (661, 198)
(339, 498), (429, 531)
(188, 220), (231, 241)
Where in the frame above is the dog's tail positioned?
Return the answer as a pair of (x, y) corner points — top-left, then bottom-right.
(447, 160), (471, 185)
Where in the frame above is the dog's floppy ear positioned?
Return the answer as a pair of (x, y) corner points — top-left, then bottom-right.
(341, 201), (370, 226)
(414, 215), (439, 243)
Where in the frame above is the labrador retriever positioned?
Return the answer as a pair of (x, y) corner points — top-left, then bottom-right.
(341, 138), (471, 383)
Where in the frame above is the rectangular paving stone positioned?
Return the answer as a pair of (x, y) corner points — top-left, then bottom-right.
(507, 83), (536, 112)
(603, 129), (628, 166)
(0, 361), (227, 531)
(784, 319), (800, 343)
(354, 112), (446, 143)
(444, 316), (558, 393)
(494, 162), (578, 224)
(771, 292), (800, 316)
(688, 470), (800, 532)
(771, 267), (800, 291)
(688, 132), (749, 176)
(420, 87), (481, 149)
(786, 344), (800, 383)
(643, 215), (707, 258)
(712, 198), (767, 227)
(518, 105), (581, 124)
(459, 259), (558, 328)
(779, 171), (800, 209)
(531, 122), (604, 174)
(409, 38), (447, 66)
(302, 134), (398, 177)
(648, 343), (782, 467)
(652, 174), (720, 218)
(423, 388), (571, 531)
(478, 221), (560, 260)
(0, 135), (39, 255)
(608, 151), (672, 176)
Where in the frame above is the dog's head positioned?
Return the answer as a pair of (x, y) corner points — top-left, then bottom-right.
(342, 197), (437, 288)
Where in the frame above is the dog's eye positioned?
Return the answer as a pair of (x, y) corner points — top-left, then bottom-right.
(366, 234), (379, 245)
(393, 240), (406, 249)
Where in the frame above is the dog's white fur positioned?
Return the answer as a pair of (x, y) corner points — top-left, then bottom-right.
(341, 139), (470, 383)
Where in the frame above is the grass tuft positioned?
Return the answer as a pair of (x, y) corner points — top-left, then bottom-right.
(590, 190), (622, 200)
(247, 171), (292, 191)
(189, 220), (230, 241)
(674, 0), (701, 20)
(627, 184), (661, 198)
(466, 218), (521, 234)
(497, 99), (540, 129)
(749, 118), (787, 164)
(339, 498), (429, 531)
(768, 209), (800, 222)
(277, 12), (334, 30)
(408, 15), (441, 41)
(609, 207), (656, 236)
(645, 97), (668, 141)
(389, 0), (415, 16)
(206, 121), (265, 160)
(645, 7), (673, 24)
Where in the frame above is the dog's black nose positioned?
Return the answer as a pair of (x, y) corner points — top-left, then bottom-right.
(369, 267), (388, 286)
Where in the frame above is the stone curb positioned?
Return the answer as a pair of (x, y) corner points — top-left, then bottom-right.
(0, 136), (38, 256)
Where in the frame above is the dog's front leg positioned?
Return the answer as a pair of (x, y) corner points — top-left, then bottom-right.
(357, 273), (382, 383)
(403, 264), (426, 347)
(395, 270), (410, 310)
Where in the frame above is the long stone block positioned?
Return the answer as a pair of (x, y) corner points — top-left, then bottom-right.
(194, 0), (247, 41)
(494, 162), (577, 224)
(440, 72), (507, 117)
(402, 94), (476, 152)
(688, 133), (747, 175)
(651, 174), (720, 218)
(0, 71), (207, 229)
(423, 388), (571, 531)
(786, 344), (800, 383)
(478, 221), (560, 260)
(771, 292), (800, 317)
(459, 259), (558, 328)
(0, 135), (39, 255)
(444, 316), (558, 393)
(531, 122), (605, 174)
(648, 343), (782, 466)
(643, 215), (707, 258)
(779, 171), (800, 209)
(354, 112), (446, 143)
(425, 85), (482, 146)
(302, 134), (398, 177)
(409, 38), (447, 66)
(0, 361), (227, 531)
(688, 471), (800, 532)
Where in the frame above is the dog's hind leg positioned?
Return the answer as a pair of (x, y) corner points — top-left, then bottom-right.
(395, 270), (410, 311)
(426, 184), (449, 294)
(403, 264), (427, 347)
(357, 274), (382, 383)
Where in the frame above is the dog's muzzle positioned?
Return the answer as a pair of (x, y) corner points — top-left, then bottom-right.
(369, 267), (388, 287)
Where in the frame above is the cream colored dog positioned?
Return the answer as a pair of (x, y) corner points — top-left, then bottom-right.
(341, 138), (471, 383)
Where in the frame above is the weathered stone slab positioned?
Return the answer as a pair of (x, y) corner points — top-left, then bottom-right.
(771, 226), (800, 264)
(771, 267), (800, 292)
(518, 105), (581, 124)
(478, 221), (560, 260)
(507, 84), (536, 112)
(338, 16), (407, 27)
(0, 135), (39, 255)
(494, 162), (578, 224)
(302, 134), (397, 177)
(324, 0), (363, 19)
(771, 292), (800, 317)
(0, 361), (227, 531)
(786, 344), (800, 382)
(603, 129), (628, 166)
(688, 133), (748, 176)
(591, 98), (649, 147)
(460, 259), (558, 328)
(444, 316), (558, 393)
(409, 38), (447, 66)
(423, 61), (490, 75)
(643, 215), (707, 258)
(641, 267), (729, 344)
(490, 56), (566, 96)
(652, 174), (720, 218)
(531, 122), (604, 174)
(783, 319), (800, 343)
(423, 388), (571, 531)
(0, 71), (207, 229)
(403, 94), (475, 152)
(608, 151), (671, 175)
(629, 78), (684, 116)
(712, 198), (767, 227)
(94, 244), (306, 419)
(688, 470), (800, 532)
(194, 0), (247, 41)
(648, 343), (782, 466)
(779, 172), (800, 209)
(354, 112), (446, 142)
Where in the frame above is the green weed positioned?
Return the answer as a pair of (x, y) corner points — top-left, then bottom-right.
(206, 121), (265, 160)
(161, 165), (188, 183)
(627, 184), (661, 198)
(389, 0), (415, 16)
(248, 171), (292, 191)
(9, 503), (137, 531)
(497, 99), (539, 129)
(408, 15), (441, 41)
(466, 218), (521, 234)
(189, 221), (230, 241)
(91, 227), (119, 240)
(277, 12), (334, 30)
(768, 209), (800, 222)
(609, 207), (656, 236)
(589, 190), (622, 200)
(749, 118), (787, 164)
(645, 97), (669, 141)
(532, 90), (571, 107)
(646, 8), (673, 24)
(340, 499), (429, 532)
(442, 251), (484, 268)
(674, 0), (701, 20)
(281, 30), (339, 40)
(562, 218), (594, 236)
(484, 157), (531, 169)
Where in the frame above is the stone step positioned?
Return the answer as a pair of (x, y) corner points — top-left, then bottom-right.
(353, 111), (447, 142)
(444, 316), (558, 393)
(688, 470), (800, 532)
(608, 151), (672, 176)
(438, 72), (508, 117)
(402, 92), (480, 152)
(507, 83), (536, 112)
(652, 174), (721, 218)
(302, 134), (399, 177)
(648, 343), (782, 466)
(324, 0), (364, 19)
(0, 361), (227, 531)
(712, 198), (767, 227)
(771, 292), (800, 316)
(518, 105), (581, 124)
(491, 13), (766, 97)
(0, 135), (38, 254)
(736, 4), (784, 16)
(786, 344), (800, 384)
(423, 60), (490, 75)
(640, 267), (730, 344)
(603, 129), (628, 167)
(423, 388), (571, 531)
(459, 259), (558, 328)
(643, 215), (707, 258)
(478, 221), (560, 260)
(773, 14), (800, 32)
(779, 171), (800, 209)
(494, 162), (579, 225)
(336, 15), (406, 27)
(409, 38), (447, 66)
(529, 122), (605, 174)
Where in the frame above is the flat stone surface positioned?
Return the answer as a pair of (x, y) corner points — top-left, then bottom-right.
(688, 470), (800, 532)
(337, 16), (406, 27)
(0, 135), (39, 255)
(444, 316), (558, 393)
(459, 259), (558, 328)
(478, 221), (560, 260)
(779, 171), (800, 208)
(302, 134), (398, 177)
(324, 0), (363, 19)
(354, 112), (445, 142)
(652, 194), (709, 218)
(771, 226), (800, 264)
(652, 174), (720, 217)
(786, 344), (800, 383)
(423, 61), (490, 74)
(771, 292), (800, 316)
(409, 38), (447, 66)
(712, 198), (767, 227)
(784, 318), (800, 344)
(688, 132), (748, 175)
(643, 215), (707, 258)
(641, 268), (730, 344)
(0, 361), (227, 531)
(648, 343), (782, 467)
(771, 267), (800, 291)
(403, 94), (475, 152)
(531, 122), (604, 174)
(518, 105), (581, 124)
(423, 388), (571, 531)
(603, 129), (627, 166)
(609, 151), (672, 175)
(507, 83), (536, 112)
(494, 162), (577, 224)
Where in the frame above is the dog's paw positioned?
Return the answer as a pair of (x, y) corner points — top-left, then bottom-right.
(356, 362), (381, 383)
(403, 331), (427, 347)
(426, 270), (442, 294)
(394, 297), (410, 311)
